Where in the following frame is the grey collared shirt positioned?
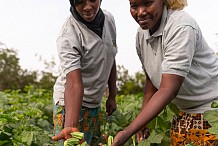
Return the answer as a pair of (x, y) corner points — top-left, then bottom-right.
(136, 6), (218, 113)
(53, 10), (117, 108)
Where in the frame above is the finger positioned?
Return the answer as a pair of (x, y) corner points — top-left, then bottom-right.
(143, 133), (148, 139)
(52, 133), (64, 141)
(71, 127), (79, 132)
(108, 107), (115, 116)
(108, 108), (112, 116)
(136, 132), (143, 141)
(143, 129), (150, 139)
(106, 112), (109, 119)
(136, 133), (140, 141)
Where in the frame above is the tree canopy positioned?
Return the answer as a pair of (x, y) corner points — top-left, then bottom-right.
(0, 47), (145, 95)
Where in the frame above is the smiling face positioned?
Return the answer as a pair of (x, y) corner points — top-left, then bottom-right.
(129, 0), (164, 33)
(75, 0), (100, 22)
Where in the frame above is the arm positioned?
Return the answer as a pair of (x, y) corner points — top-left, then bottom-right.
(112, 73), (184, 146)
(64, 69), (84, 128)
(106, 60), (117, 116)
(137, 73), (157, 141)
(52, 69), (83, 141)
(142, 73), (158, 109)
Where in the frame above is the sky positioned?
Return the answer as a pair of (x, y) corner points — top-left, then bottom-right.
(0, 0), (218, 75)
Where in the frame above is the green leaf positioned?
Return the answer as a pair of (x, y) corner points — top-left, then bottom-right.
(0, 140), (10, 145)
(21, 131), (33, 146)
(138, 130), (163, 146)
(203, 109), (218, 138)
(211, 102), (218, 108)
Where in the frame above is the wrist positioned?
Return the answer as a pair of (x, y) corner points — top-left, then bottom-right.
(64, 122), (78, 128)
(108, 94), (116, 100)
(63, 127), (79, 132)
(123, 128), (134, 140)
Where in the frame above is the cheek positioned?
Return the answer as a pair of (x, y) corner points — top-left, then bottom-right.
(151, 5), (163, 20)
(130, 10), (137, 20)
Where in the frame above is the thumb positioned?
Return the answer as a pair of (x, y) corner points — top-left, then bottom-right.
(52, 133), (64, 141)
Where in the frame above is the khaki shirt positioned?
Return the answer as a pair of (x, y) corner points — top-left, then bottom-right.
(53, 10), (117, 108)
(136, 6), (218, 113)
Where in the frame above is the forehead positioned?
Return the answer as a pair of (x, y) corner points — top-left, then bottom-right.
(74, 0), (85, 3)
(74, 0), (101, 3)
(129, 0), (157, 3)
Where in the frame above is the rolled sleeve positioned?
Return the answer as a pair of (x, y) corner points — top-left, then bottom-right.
(162, 26), (196, 77)
(57, 36), (81, 75)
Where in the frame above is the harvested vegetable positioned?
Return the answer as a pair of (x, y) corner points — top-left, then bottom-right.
(64, 131), (88, 146)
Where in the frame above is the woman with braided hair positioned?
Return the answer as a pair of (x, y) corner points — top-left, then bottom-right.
(52, 0), (117, 145)
(111, 0), (218, 145)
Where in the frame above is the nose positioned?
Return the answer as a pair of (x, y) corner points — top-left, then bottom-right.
(137, 6), (147, 17)
(83, 0), (92, 11)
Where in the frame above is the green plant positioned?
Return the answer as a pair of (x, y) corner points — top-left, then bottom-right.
(0, 86), (53, 146)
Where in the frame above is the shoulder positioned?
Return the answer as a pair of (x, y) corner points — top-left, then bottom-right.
(102, 9), (116, 24)
(58, 15), (83, 37)
(166, 9), (198, 30)
(102, 9), (117, 33)
(102, 9), (114, 19)
(163, 9), (201, 39)
(57, 15), (84, 44)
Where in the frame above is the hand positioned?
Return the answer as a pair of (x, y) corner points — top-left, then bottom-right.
(111, 131), (128, 146)
(106, 97), (117, 116)
(136, 125), (150, 142)
(52, 127), (79, 141)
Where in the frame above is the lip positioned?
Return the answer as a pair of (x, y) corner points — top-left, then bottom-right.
(81, 13), (95, 21)
(138, 18), (150, 26)
(82, 12), (95, 16)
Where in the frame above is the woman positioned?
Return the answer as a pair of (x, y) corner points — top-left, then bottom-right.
(52, 0), (117, 145)
(112, 0), (218, 145)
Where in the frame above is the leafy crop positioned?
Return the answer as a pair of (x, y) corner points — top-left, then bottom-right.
(100, 94), (179, 146)
(203, 102), (218, 138)
(0, 86), (53, 146)
(1, 87), (218, 146)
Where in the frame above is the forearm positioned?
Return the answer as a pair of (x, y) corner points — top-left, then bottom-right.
(142, 75), (157, 109)
(124, 74), (184, 140)
(108, 61), (117, 98)
(123, 87), (176, 140)
(64, 69), (84, 128)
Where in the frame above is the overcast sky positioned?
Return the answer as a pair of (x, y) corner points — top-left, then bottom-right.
(0, 0), (218, 75)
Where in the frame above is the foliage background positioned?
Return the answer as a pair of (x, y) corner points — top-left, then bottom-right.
(1, 47), (218, 145)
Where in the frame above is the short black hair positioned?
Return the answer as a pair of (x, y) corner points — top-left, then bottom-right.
(69, 0), (85, 6)
(69, 0), (102, 6)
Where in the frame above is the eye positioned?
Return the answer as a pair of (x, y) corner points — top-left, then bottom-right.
(144, 1), (153, 7)
(145, 2), (152, 6)
(90, 0), (97, 3)
(75, 0), (85, 5)
(130, 4), (138, 9)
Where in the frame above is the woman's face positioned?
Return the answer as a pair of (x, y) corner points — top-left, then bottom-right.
(129, 0), (164, 32)
(75, 0), (100, 22)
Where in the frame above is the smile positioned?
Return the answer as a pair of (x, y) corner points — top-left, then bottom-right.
(138, 18), (151, 25)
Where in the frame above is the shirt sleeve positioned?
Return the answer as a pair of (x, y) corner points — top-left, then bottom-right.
(57, 35), (82, 75)
(162, 25), (197, 77)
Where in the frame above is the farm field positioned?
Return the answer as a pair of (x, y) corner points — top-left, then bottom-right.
(0, 87), (218, 146)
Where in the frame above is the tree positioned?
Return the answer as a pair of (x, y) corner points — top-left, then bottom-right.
(0, 47), (57, 91)
(0, 48), (29, 90)
(37, 71), (56, 90)
(0, 46), (145, 94)
(116, 65), (146, 95)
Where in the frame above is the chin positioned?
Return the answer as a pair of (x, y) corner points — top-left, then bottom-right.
(82, 17), (94, 22)
(140, 25), (149, 30)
